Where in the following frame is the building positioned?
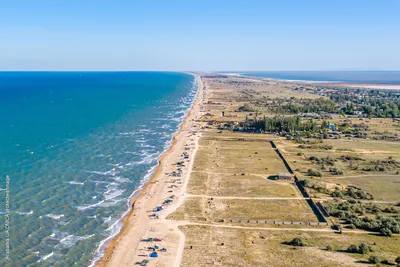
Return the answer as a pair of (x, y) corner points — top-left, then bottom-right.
(277, 173), (293, 180)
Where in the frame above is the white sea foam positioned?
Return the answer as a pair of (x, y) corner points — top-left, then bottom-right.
(77, 200), (105, 211)
(57, 234), (94, 249)
(112, 176), (131, 183)
(119, 131), (138, 136)
(46, 214), (65, 220)
(16, 210), (33, 216)
(68, 181), (84, 185)
(104, 188), (125, 201)
(88, 180), (110, 185)
(86, 169), (120, 176)
(38, 252), (54, 262)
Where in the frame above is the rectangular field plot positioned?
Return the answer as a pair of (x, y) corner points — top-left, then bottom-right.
(326, 175), (400, 202)
(179, 225), (400, 267)
(169, 198), (318, 222)
(187, 171), (299, 198)
(194, 136), (288, 175)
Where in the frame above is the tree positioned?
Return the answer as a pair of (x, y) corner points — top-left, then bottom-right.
(347, 244), (359, 253)
(380, 227), (393, 237)
(358, 242), (371, 254)
(369, 256), (380, 264)
(307, 168), (322, 177)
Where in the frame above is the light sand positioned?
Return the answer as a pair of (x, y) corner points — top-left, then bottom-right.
(96, 74), (204, 267)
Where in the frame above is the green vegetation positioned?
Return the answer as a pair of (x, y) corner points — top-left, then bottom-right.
(330, 89), (400, 118)
(361, 159), (400, 172)
(285, 237), (308, 247)
(347, 242), (373, 254)
(237, 103), (259, 112)
(245, 116), (322, 134)
(272, 98), (336, 114)
(326, 201), (400, 236)
(306, 168), (322, 177)
(368, 255), (381, 264)
(331, 187), (373, 200)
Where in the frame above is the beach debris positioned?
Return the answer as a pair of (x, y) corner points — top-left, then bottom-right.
(150, 252), (158, 258)
(153, 206), (163, 212)
(163, 199), (173, 205)
(150, 213), (159, 219)
(160, 248), (167, 252)
(141, 237), (162, 242)
(136, 259), (150, 266)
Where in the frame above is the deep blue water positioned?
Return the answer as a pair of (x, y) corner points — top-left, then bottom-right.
(0, 72), (197, 266)
(239, 71), (400, 83)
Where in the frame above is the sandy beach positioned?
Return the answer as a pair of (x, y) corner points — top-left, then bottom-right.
(96, 74), (204, 267)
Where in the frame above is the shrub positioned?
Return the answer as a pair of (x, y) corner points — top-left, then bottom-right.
(347, 244), (359, 253)
(359, 242), (372, 254)
(326, 245), (333, 251)
(347, 243), (372, 254)
(369, 256), (381, 264)
(307, 168), (322, 177)
(331, 190), (344, 198)
(395, 256), (400, 264)
(287, 237), (308, 246)
(380, 227), (393, 237)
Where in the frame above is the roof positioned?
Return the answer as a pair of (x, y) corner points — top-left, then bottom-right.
(278, 173), (292, 177)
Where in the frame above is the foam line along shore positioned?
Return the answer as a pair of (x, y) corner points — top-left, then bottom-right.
(94, 73), (203, 267)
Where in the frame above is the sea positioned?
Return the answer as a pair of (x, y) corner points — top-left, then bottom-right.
(0, 72), (197, 267)
(239, 71), (400, 83)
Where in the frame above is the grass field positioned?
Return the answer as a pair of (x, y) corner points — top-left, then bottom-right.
(180, 225), (400, 267)
(326, 175), (400, 202)
(170, 198), (318, 223)
(194, 135), (288, 175)
(323, 139), (400, 153)
(187, 171), (299, 197)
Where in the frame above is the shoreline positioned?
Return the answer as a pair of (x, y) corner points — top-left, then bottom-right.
(231, 74), (400, 90)
(95, 73), (202, 267)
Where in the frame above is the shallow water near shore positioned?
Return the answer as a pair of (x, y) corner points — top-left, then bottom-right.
(0, 72), (197, 266)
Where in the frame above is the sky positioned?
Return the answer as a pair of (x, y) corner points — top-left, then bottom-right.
(0, 0), (399, 71)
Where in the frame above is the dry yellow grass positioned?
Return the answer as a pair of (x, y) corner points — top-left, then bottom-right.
(170, 198), (318, 222)
(180, 225), (400, 267)
(194, 135), (288, 175)
(187, 171), (299, 197)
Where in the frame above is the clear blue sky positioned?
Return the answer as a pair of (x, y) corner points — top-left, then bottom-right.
(1, 0), (399, 71)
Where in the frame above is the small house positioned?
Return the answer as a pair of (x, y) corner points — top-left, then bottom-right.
(277, 173), (293, 181)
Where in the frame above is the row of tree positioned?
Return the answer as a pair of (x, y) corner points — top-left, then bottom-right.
(245, 116), (331, 133)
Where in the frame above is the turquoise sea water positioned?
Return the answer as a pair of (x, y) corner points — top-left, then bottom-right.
(239, 71), (400, 83)
(0, 72), (197, 266)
